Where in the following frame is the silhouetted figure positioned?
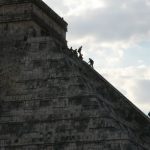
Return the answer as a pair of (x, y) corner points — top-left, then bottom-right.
(79, 53), (83, 60)
(89, 58), (94, 68)
(70, 47), (73, 51)
(78, 46), (82, 55)
(73, 49), (78, 57)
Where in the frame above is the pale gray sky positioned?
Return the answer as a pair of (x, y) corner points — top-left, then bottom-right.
(43, 0), (150, 114)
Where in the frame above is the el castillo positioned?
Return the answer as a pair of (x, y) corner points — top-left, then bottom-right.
(0, 0), (150, 149)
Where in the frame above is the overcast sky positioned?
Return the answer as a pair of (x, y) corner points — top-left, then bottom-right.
(43, 0), (150, 115)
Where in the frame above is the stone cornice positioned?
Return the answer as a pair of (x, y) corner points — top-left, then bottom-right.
(0, 13), (32, 23)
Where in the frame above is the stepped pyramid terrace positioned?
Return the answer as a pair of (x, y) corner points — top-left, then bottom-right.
(0, 0), (150, 149)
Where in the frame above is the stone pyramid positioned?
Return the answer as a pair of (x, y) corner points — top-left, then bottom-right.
(0, 0), (150, 150)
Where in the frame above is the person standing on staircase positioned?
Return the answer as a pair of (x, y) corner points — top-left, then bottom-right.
(79, 53), (83, 60)
(73, 49), (78, 57)
(70, 47), (73, 52)
(88, 58), (94, 68)
(78, 46), (82, 55)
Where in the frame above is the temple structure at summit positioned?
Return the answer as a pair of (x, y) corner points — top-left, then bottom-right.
(0, 0), (67, 44)
(0, 0), (150, 150)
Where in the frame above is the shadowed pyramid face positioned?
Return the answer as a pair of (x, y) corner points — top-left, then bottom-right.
(0, 1), (150, 150)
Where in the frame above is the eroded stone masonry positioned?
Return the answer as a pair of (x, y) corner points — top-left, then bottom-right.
(0, 0), (150, 150)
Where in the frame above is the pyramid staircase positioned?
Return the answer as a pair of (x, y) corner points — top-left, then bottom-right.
(0, 35), (149, 150)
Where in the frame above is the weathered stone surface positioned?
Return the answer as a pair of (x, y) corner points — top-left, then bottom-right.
(0, 0), (150, 150)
